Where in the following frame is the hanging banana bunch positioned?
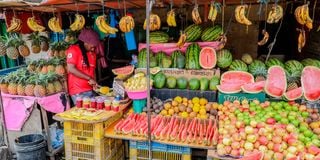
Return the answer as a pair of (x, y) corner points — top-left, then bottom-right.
(294, 3), (313, 30)
(208, 1), (221, 23)
(257, 29), (269, 46)
(70, 14), (86, 31)
(192, 4), (202, 24)
(27, 16), (45, 32)
(297, 28), (306, 53)
(176, 31), (187, 48)
(6, 16), (22, 33)
(143, 14), (161, 31)
(48, 16), (63, 33)
(235, 5), (252, 26)
(167, 9), (177, 27)
(96, 15), (118, 34)
(119, 15), (135, 33)
(267, 4), (283, 24)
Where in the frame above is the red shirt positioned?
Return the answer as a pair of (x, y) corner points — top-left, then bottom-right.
(66, 45), (96, 95)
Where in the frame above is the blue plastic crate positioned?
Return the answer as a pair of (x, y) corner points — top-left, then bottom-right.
(129, 141), (191, 154)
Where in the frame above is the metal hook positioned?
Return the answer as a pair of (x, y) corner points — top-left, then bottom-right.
(87, 4), (90, 17)
(123, 0), (127, 16)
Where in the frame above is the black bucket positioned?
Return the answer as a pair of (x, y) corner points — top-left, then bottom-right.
(14, 134), (47, 160)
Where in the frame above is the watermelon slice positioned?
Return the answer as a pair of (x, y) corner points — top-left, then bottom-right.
(283, 87), (303, 101)
(241, 81), (266, 93)
(239, 152), (263, 160)
(301, 66), (320, 101)
(220, 71), (254, 84)
(199, 47), (217, 69)
(217, 84), (242, 94)
(264, 66), (287, 98)
(112, 65), (134, 75)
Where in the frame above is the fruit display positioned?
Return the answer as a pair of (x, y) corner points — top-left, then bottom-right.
(264, 66), (287, 98)
(229, 60), (248, 72)
(217, 71), (254, 94)
(143, 14), (161, 31)
(208, 2), (221, 23)
(27, 58), (67, 76)
(234, 5), (252, 26)
(295, 3), (313, 30)
(48, 41), (69, 58)
(0, 68), (64, 96)
(185, 43), (201, 69)
(114, 113), (218, 146)
(267, 4), (284, 24)
(70, 14), (85, 31)
(95, 15), (118, 34)
(152, 71), (220, 91)
(166, 9), (177, 27)
(124, 73), (151, 92)
(6, 16), (22, 33)
(48, 16), (63, 33)
(199, 47), (217, 69)
(27, 16), (45, 32)
(192, 4), (202, 25)
(150, 31), (169, 44)
(301, 66), (320, 101)
(216, 100), (320, 159)
(27, 32), (50, 54)
(119, 15), (135, 33)
(216, 49), (233, 69)
(201, 26), (223, 42)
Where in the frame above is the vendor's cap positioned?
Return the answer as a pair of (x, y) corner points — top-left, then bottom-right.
(78, 28), (100, 47)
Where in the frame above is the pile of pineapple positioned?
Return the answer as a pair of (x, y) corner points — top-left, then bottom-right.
(0, 68), (64, 97)
(27, 58), (67, 76)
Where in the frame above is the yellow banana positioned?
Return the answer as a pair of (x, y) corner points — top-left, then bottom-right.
(95, 15), (118, 34)
(267, 5), (283, 24)
(70, 14), (85, 31)
(217, 35), (227, 50)
(235, 5), (252, 25)
(294, 6), (305, 25)
(7, 17), (22, 32)
(119, 16), (135, 32)
(48, 17), (63, 33)
(176, 32), (187, 48)
(257, 29), (269, 46)
(192, 6), (202, 24)
(301, 4), (313, 29)
(208, 3), (218, 22)
(297, 28), (306, 53)
(317, 25), (320, 32)
(167, 10), (176, 27)
(27, 16), (45, 32)
(144, 14), (161, 31)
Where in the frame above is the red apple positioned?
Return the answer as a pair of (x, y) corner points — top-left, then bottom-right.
(305, 153), (315, 160)
(254, 141), (260, 149)
(245, 126), (254, 134)
(244, 142), (254, 151)
(274, 128), (286, 137)
(250, 120), (258, 128)
(258, 136), (268, 145)
(239, 148), (245, 155)
(236, 121), (245, 129)
(265, 125), (273, 132)
(288, 146), (298, 154)
(286, 153), (298, 160)
(232, 133), (242, 142)
(266, 118), (276, 125)
(225, 146), (232, 154)
(230, 149), (240, 157)
(246, 134), (257, 143)
(273, 152), (285, 160)
(257, 122), (266, 129)
(308, 145), (320, 155)
(281, 143), (288, 150)
(272, 136), (282, 144)
(273, 143), (283, 152)
(299, 105), (307, 112)
(288, 138), (298, 146)
(231, 141), (240, 150)
(258, 128), (268, 136)
(240, 131), (247, 140)
(240, 140), (245, 148)
(267, 142), (274, 150)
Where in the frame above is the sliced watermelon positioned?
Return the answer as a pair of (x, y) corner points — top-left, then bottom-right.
(112, 65), (134, 75)
(217, 84), (242, 94)
(301, 66), (320, 101)
(199, 47), (217, 69)
(241, 81), (266, 93)
(220, 71), (254, 84)
(264, 66), (287, 98)
(284, 87), (303, 101)
(239, 152), (263, 160)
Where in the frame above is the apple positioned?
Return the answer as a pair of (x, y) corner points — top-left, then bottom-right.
(244, 142), (254, 151)
(217, 148), (226, 155)
(288, 146), (298, 154)
(232, 133), (242, 142)
(267, 142), (274, 150)
(264, 152), (273, 160)
(236, 121), (245, 129)
(258, 145), (268, 152)
(254, 141), (260, 149)
(265, 125), (274, 132)
(225, 146), (232, 154)
(239, 148), (245, 155)
(247, 134), (257, 143)
(245, 126), (254, 134)
(240, 140), (245, 148)
(217, 143), (224, 149)
(281, 143), (288, 150)
(266, 133), (273, 141)
(257, 122), (266, 129)
(230, 149), (240, 157)
(231, 141), (240, 150)
(274, 128), (286, 137)
(286, 153), (298, 160)
(222, 137), (232, 146)
(305, 153), (315, 160)
(273, 143), (283, 152)
(239, 127), (245, 133)
(272, 136), (282, 144)
(258, 128), (268, 136)
(299, 105), (307, 112)
(273, 152), (284, 160)
(266, 118), (276, 125)
(286, 124), (297, 133)
(250, 120), (258, 128)
(258, 136), (268, 145)
(240, 131), (247, 140)
(288, 138), (298, 146)
(308, 145), (320, 155)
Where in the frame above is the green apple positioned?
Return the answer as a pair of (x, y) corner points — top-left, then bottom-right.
(301, 112), (309, 118)
(303, 130), (314, 138)
(298, 134), (305, 142)
(291, 120), (300, 127)
(312, 139), (320, 147)
(281, 118), (289, 124)
(288, 115), (295, 122)
(299, 125), (308, 133)
(274, 114), (282, 121)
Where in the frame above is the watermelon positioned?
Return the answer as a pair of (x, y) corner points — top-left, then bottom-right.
(265, 58), (284, 68)
(301, 58), (320, 67)
(189, 78), (200, 90)
(216, 49), (233, 69)
(248, 60), (267, 77)
(138, 48), (147, 68)
(185, 43), (201, 69)
(229, 60), (248, 72)
(184, 24), (202, 42)
(150, 31), (169, 43)
(218, 71), (254, 94)
(150, 55), (157, 68)
(284, 87), (303, 101)
(284, 60), (304, 79)
(241, 81), (266, 93)
(217, 83), (242, 94)
(301, 66), (320, 101)
(166, 76), (177, 89)
(200, 77), (209, 91)
(177, 77), (188, 89)
(199, 47), (216, 69)
(112, 65), (134, 75)
(171, 50), (185, 69)
(154, 72), (166, 89)
(161, 55), (172, 68)
(156, 51), (166, 68)
(209, 76), (220, 91)
(201, 26), (222, 42)
(264, 66), (287, 98)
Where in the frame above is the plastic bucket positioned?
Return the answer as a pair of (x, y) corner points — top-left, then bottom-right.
(133, 99), (146, 113)
(14, 134), (47, 160)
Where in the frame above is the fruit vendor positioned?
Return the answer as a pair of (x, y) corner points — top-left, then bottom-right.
(66, 28), (100, 104)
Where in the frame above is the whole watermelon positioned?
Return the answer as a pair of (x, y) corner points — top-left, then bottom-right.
(185, 43), (201, 69)
(265, 58), (284, 68)
(301, 58), (320, 68)
(150, 55), (157, 68)
(184, 24), (202, 42)
(229, 60), (248, 72)
(177, 77), (188, 89)
(162, 55), (172, 68)
(201, 26), (222, 42)
(216, 49), (233, 69)
(150, 31), (169, 44)
(209, 76), (220, 91)
(284, 60), (304, 78)
(189, 78), (200, 90)
(154, 72), (166, 89)
(156, 51), (166, 68)
(166, 76), (177, 89)
(171, 50), (185, 69)
(200, 78), (209, 91)
(138, 48), (147, 68)
(248, 60), (267, 77)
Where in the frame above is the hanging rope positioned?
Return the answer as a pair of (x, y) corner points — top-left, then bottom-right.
(221, 0), (225, 33)
(123, 0), (127, 16)
(264, 2), (268, 30)
(312, 0), (317, 21)
(101, 0), (105, 16)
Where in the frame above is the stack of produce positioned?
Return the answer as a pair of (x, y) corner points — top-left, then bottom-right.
(152, 71), (220, 91)
(216, 99), (320, 159)
(124, 72), (152, 92)
(27, 58), (67, 76)
(27, 32), (50, 54)
(114, 113), (217, 146)
(0, 69), (64, 96)
(48, 41), (69, 58)
(2, 33), (30, 59)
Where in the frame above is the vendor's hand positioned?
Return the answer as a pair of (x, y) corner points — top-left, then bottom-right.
(88, 78), (97, 86)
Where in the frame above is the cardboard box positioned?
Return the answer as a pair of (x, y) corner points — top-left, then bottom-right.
(217, 91), (266, 104)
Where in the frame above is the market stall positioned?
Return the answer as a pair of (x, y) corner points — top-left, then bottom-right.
(0, 0), (320, 160)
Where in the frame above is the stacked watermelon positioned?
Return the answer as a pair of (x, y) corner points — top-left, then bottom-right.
(150, 31), (169, 44)
(184, 24), (202, 42)
(201, 26), (223, 42)
(185, 43), (201, 69)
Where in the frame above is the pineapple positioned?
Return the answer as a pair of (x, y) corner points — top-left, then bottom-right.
(16, 34), (30, 57)
(53, 58), (66, 76)
(17, 76), (26, 96)
(0, 76), (9, 93)
(7, 74), (18, 95)
(27, 60), (36, 72)
(40, 35), (49, 52)
(287, 82), (299, 91)
(0, 37), (7, 56)
(34, 74), (47, 97)
(53, 77), (63, 92)
(6, 47), (19, 59)
(27, 32), (41, 54)
(25, 76), (36, 96)
(47, 59), (55, 73)
(255, 76), (266, 82)
(46, 73), (56, 94)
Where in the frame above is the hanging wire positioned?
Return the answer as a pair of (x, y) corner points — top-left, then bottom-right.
(264, 2), (268, 30)
(241, 0), (244, 5)
(221, 0), (225, 33)
(101, 0), (105, 16)
(87, 4), (90, 17)
(312, 0), (317, 21)
(170, 0), (173, 10)
(246, 3), (252, 34)
(75, 2), (79, 14)
(123, 0), (127, 15)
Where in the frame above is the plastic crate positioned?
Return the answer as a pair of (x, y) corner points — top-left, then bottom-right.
(151, 89), (216, 102)
(64, 111), (122, 140)
(64, 137), (123, 160)
(129, 141), (191, 160)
